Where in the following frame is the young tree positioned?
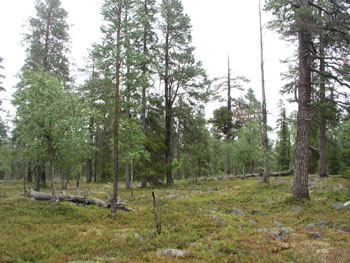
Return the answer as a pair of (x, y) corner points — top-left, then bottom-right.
(275, 100), (291, 172)
(13, 69), (88, 209)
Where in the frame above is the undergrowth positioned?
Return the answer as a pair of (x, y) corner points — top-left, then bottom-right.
(0, 174), (349, 262)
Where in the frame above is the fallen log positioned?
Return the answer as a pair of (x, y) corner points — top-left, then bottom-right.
(235, 170), (294, 179)
(28, 190), (135, 212)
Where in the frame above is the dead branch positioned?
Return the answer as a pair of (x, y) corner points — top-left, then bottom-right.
(28, 190), (135, 212)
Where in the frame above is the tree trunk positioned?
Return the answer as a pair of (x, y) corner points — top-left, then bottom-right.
(318, 40), (328, 178)
(23, 164), (27, 195)
(34, 166), (40, 192)
(260, 0), (269, 184)
(27, 165), (33, 183)
(293, 0), (312, 200)
(111, 3), (122, 215)
(87, 159), (92, 183)
(61, 172), (65, 190)
(50, 158), (56, 209)
(125, 163), (131, 189)
(28, 190), (135, 212)
(140, 0), (149, 189)
(165, 25), (173, 185)
(176, 129), (181, 180)
(225, 146), (231, 174)
(225, 56), (232, 175)
(40, 167), (46, 187)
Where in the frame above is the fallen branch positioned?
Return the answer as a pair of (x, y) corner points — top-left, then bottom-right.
(236, 170), (294, 179)
(28, 190), (135, 212)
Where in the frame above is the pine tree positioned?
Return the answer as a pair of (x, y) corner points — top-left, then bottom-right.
(158, 0), (209, 185)
(23, 0), (70, 82)
(276, 100), (290, 172)
(266, 0), (350, 198)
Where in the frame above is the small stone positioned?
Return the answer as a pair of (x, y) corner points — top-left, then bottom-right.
(166, 194), (177, 199)
(338, 184), (346, 191)
(308, 232), (323, 238)
(331, 203), (345, 210)
(158, 249), (191, 258)
(230, 209), (245, 216)
(212, 216), (227, 227)
(281, 227), (293, 234)
(257, 227), (269, 233)
(316, 220), (328, 228)
(305, 223), (316, 230)
(133, 234), (143, 241)
(273, 221), (282, 227)
(249, 219), (258, 224)
(333, 224), (350, 233)
(251, 209), (264, 215)
(310, 184), (319, 190)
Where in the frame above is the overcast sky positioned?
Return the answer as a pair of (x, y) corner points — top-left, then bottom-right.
(0, 0), (296, 133)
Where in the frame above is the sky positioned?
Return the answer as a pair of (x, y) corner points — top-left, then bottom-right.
(0, 0), (296, 135)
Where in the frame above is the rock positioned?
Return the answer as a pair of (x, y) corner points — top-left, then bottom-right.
(337, 184), (346, 191)
(331, 203), (345, 210)
(210, 200), (218, 205)
(157, 249), (191, 258)
(333, 224), (350, 233)
(315, 220), (328, 228)
(230, 209), (245, 216)
(281, 227), (293, 234)
(272, 241), (291, 251)
(288, 206), (301, 212)
(249, 219), (258, 224)
(166, 194), (178, 199)
(133, 234), (143, 241)
(272, 221), (282, 227)
(257, 227), (269, 233)
(310, 184), (319, 190)
(157, 197), (164, 204)
(251, 209), (264, 215)
(210, 208), (218, 214)
(305, 223), (316, 230)
(308, 232), (323, 238)
(212, 216), (227, 227)
(314, 197), (328, 202)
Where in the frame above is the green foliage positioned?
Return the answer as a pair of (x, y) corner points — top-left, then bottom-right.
(338, 119), (350, 177)
(275, 100), (291, 171)
(12, 69), (89, 168)
(23, 0), (70, 82)
(119, 117), (149, 164)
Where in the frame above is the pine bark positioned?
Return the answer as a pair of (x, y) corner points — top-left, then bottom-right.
(34, 166), (40, 192)
(260, 0), (269, 184)
(293, 0), (312, 200)
(165, 23), (173, 185)
(225, 57), (232, 175)
(111, 3), (122, 215)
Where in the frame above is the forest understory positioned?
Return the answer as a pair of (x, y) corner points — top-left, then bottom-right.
(1, 174), (349, 263)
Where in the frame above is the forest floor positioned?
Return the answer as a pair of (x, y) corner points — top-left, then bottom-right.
(0, 174), (350, 263)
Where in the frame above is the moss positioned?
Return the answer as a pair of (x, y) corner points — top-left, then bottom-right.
(0, 176), (349, 262)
